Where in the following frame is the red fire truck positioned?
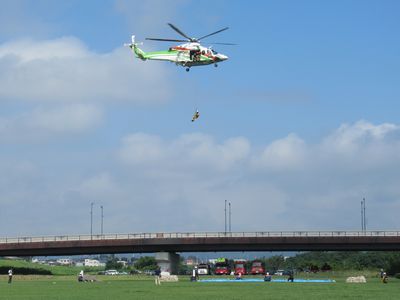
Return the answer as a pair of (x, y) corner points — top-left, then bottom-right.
(214, 258), (230, 275)
(250, 260), (265, 275)
(234, 259), (247, 275)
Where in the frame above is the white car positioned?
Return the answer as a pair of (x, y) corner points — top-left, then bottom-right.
(105, 270), (118, 275)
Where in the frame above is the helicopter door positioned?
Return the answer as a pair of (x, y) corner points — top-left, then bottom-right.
(189, 50), (196, 61)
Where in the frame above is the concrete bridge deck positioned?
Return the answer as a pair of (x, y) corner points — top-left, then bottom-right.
(1, 231), (400, 256)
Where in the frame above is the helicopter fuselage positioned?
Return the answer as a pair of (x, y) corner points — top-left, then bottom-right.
(131, 42), (228, 68)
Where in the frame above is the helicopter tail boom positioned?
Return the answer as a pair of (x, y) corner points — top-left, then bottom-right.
(125, 35), (147, 61)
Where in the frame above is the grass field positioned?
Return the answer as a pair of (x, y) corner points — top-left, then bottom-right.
(0, 274), (398, 300)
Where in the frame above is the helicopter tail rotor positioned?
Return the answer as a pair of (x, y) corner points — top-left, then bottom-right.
(125, 35), (146, 60)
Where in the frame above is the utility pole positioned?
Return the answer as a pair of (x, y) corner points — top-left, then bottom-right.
(224, 200), (227, 234)
(363, 198), (366, 231)
(361, 198), (366, 232)
(90, 202), (94, 239)
(361, 199), (364, 231)
(101, 205), (104, 236)
(229, 202), (231, 233)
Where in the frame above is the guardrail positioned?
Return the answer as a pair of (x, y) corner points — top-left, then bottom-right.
(1, 231), (399, 244)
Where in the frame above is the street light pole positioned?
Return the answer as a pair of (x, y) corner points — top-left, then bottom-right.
(101, 205), (104, 236)
(224, 200), (227, 234)
(363, 198), (366, 231)
(90, 202), (94, 239)
(229, 202), (231, 233)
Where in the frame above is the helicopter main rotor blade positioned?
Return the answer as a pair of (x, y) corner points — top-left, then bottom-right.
(167, 23), (192, 41)
(146, 38), (188, 42)
(197, 27), (229, 41)
(208, 42), (237, 45)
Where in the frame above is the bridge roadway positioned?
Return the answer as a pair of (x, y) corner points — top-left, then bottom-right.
(1, 231), (400, 256)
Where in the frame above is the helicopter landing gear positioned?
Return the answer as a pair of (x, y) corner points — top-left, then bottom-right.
(214, 63), (218, 68)
(186, 67), (190, 72)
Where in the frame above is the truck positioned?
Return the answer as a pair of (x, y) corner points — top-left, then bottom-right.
(214, 258), (230, 275)
(234, 259), (247, 275)
(250, 260), (265, 275)
(197, 263), (211, 275)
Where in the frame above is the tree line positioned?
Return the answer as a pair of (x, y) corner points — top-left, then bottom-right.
(262, 251), (400, 275)
(106, 251), (400, 276)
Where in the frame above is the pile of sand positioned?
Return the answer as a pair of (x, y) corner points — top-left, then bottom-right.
(346, 276), (366, 283)
(160, 275), (179, 282)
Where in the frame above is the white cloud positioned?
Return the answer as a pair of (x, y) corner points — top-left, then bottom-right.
(119, 133), (165, 165)
(79, 172), (118, 199)
(118, 132), (250, 172)
(254, 133), (306, 170)
(110, 120), (400, 232)
(322, 120), (399, 154)
(3, 120), (400, 235)
(0, 37), (173, 103)
(0, 104), (102, 142)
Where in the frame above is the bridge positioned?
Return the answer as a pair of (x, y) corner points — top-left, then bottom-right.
(1, 231), (400, 257)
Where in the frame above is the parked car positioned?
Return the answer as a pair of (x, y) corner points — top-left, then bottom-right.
(143, 270), (155, 276)
(105, 269), (118, 275)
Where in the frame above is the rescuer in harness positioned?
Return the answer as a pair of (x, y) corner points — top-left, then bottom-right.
(192, 109), (200, 122)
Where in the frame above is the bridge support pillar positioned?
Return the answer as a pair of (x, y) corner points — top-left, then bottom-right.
(155, 252), (180, 275)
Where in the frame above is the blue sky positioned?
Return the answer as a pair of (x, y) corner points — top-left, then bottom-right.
(1, 0), (400, 236)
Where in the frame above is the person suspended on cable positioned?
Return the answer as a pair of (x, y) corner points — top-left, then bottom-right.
(191, 109), (200, 122)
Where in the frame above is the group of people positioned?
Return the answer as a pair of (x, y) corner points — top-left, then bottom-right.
(263, 272), (293, 282)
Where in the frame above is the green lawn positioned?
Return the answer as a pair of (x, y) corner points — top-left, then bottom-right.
(0, 275), (398, 300)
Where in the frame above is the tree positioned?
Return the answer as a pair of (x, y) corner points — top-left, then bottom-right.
(134, 256), (158, 271)
(321, 263), (332, 271)
(106, 258), (124, 270)
(265, 255), (285, 271)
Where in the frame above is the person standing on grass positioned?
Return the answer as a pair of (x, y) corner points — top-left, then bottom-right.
(154, 267), (161, 285)
(78, 270), (84, 282)
(8, 269), (13, 284)
(191, 268), (197, 282)
(288, 271), (294, 282)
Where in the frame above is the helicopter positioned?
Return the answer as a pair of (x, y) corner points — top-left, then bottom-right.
(126, 23), (234, 72)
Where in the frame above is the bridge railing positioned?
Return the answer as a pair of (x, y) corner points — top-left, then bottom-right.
(1, 231), (400, 244)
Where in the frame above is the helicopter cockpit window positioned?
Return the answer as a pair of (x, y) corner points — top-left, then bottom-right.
(211, 49), (218, 54)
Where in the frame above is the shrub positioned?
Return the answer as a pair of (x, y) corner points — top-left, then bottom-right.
(0, 266), (52, 275)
